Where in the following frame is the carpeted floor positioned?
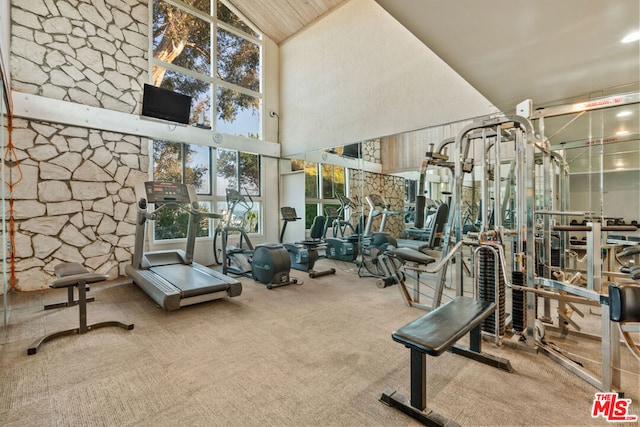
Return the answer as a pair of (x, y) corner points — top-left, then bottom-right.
(1, 258), (638, 426)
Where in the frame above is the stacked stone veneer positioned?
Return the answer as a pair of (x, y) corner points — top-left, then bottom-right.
(349, 169), (405, 238)
(9, 119), (148, 290)
(10, 0), (148, 112)
(8, 0), (149, 290)
(349, 140), (404, 237)
(361, 139), (380, 164)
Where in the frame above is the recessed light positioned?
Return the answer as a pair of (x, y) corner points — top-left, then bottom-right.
(616, 110), (633, 118)
(616, 130), (630, 136)
(622, 31), (640, 43)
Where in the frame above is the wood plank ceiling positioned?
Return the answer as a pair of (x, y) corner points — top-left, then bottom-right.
(227, 0), (347, 44)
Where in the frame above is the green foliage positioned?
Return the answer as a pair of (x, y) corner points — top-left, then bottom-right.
(154, 204), (210, 240)
(305, 203), (319, 229)
(152, 0), (260, 124)
(153, 141), (208, 191)
(152, 141), (210, 239)
(217, 149), (260, 194)
(152, 1), (211, 96)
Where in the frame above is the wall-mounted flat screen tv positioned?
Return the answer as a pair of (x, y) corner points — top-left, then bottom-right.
(342, 143), (362, 159)
(141, 83), (192, 125)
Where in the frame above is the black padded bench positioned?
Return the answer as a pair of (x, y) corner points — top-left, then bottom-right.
(28, 263), (134, 355)
(380, 296), (513, 426)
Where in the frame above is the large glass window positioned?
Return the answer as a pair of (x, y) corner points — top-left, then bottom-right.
(151, 0), (261, 137)
(150, 1), (263, 240)
(152, 142), (261, 240)
(302, 161), (347, 229)
(152, 141), (213, 240)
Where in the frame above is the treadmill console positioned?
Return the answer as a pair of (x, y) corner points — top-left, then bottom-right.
(281, 207), (299, 221)
(144, 181), (192, 203)
(368, 194), (386, 208)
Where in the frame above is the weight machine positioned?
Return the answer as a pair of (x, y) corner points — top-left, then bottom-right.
(380, 92), (640, 396)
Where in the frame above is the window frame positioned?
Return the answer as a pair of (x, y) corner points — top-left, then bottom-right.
(303, 161), (349, 230)
(150, 0), (263, 136)
(148, 0), (265, 243)
(150, 140), (263, 243)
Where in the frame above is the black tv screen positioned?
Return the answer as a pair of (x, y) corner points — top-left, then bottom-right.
(141, 84), (192, 124)
(342, 143), (361, 159)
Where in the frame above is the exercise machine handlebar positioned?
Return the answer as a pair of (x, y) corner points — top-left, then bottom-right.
(553, 225), (637, 232)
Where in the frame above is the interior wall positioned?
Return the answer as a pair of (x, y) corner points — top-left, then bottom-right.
(0, 0), (8, 94)
(381, 119), (475, 173)
(6, 1), (284, 289)
(279, 0), (498, 156)
(569, 170), (640, 226)
(279, 163), (305, 242)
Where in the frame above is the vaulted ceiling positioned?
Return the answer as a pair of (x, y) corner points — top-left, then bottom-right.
(229, 0), (639, 155)
(229, 0), (639, 112)
(227, 0), (348, 45)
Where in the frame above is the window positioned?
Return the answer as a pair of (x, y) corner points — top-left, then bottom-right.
(151, 0), (261, 137)
(216, 148), (261, 233)
(152, 141), (261, 240)
(150, 1), (264, 240)
(152, 141), (213, 240)
(302, 161), (347, 230)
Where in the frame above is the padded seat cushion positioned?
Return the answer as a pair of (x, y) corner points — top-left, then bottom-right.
(392, 296), (495, 356)
(609, 283), (640, 323)
(390, 247), (436, 265)
(51, 263), (108, 288)
(54, 262), (90, 278)
(51, 273), (109, 289)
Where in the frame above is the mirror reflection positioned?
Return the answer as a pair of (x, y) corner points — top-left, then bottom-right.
(282, 89), (640, 274)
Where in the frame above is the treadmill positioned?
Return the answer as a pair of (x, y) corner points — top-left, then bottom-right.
(125, 181), (242, 310)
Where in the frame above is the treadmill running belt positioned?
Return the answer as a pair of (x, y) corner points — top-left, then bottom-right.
(150, 264), (230, 297)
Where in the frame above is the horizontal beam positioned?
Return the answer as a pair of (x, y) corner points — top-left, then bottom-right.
(11, 92), (281, 157)
(531, 92), (640, 119)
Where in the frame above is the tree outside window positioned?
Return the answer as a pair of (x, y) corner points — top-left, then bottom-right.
(152, 141), (212, 240)
(151, 0), (261, 135)
(150, 0), (263, 240)
(301, 162), (348, 229)
(216, 148), (261, 233)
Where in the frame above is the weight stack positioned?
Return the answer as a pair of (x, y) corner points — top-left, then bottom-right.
(551, 248), (561, 270)
(478, 247), (506, 337)
(511, 271), (526, 333)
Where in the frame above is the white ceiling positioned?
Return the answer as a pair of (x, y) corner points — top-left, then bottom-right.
(231, 0), (639, 113)
(227, 0), (347, 44)
(231, 0), (639, 164)
(374, 0), (640, 113)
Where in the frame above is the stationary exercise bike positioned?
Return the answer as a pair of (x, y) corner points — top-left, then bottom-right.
(279, 207), (336, 278)
(216, 188), (295, 289)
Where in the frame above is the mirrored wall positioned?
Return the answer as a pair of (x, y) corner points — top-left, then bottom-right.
(281, 86), (640, 252)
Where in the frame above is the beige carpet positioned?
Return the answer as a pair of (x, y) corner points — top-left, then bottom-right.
(1, 258), (638, 426)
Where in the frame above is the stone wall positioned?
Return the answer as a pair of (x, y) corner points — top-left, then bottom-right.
(10, 119), (147, 289)
(8, 0), (149, 290)
(361, 139), (380, 163)
(349, 169), (405, 238)
(10, 0), (148, 111)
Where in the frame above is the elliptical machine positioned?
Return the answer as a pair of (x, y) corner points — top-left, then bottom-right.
(216, 188), (295, 289)
(279, 207), (336, 278)
(323, 195), (361, 262)
(358, 193), (404, 279)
